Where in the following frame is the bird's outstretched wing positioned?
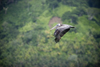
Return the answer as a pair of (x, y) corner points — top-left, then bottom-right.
(60, 29), (70, 37)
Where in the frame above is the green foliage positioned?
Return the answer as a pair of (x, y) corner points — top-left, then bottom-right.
(88, 0), (100, 8)
(54, 4), (76, 17)
(46, 0), (59, 9)
(61, 7), (87, 24)
(61, 0), (88, 7)
(62, 11), (78, 24)
(0, 0), (100, 67)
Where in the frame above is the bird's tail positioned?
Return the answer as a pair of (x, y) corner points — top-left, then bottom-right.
(70, 26), (75, 28)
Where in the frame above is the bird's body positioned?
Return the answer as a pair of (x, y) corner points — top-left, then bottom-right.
(51, 24), (75, 43)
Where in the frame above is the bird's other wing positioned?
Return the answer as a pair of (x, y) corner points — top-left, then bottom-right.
(54, 29), (60, 37)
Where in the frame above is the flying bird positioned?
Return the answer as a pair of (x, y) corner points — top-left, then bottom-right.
(50, 24), (75, 43)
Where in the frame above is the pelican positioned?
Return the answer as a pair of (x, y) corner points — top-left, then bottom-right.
(50, 24), (75, 43)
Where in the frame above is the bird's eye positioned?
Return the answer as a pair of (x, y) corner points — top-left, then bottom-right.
(57, 24), (60, 26)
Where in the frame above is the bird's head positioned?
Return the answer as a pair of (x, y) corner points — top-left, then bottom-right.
(56, 23), (61, 27)
(50, 23), (61, 30)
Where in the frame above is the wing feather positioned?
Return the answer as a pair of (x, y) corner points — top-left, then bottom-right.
(60, 29), (70, 37)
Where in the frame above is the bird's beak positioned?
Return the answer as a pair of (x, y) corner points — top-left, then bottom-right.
(50, 26), (57, 30)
